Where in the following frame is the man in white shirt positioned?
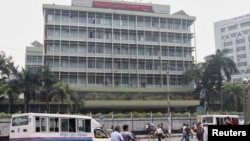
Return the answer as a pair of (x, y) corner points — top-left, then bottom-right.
(111, 125), (124, 141)
(180, 123), (186, 141)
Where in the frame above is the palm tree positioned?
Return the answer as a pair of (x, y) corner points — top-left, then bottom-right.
(221, 82), (243, 111)
(204, 49), (239, 111)
(183, 62), (204, 93)
(5, 79), (20, 113)
(49, 82), (79, 113)
(16, 68), (39, 113)
(38, 66), (58, 113)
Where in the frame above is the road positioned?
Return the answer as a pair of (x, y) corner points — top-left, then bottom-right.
(137, 135), (197, 141)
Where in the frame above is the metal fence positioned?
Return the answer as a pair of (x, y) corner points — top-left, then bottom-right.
(96, 116), (197, 133)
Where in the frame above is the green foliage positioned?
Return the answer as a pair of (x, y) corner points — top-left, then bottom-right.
(221, 82), (243, 111)
(121, 93), (132, 100)
(0, 112), (11, 119)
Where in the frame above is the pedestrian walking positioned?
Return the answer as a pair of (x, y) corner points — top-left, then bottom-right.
(154, 124), (164, 141)
(180, 123), (186, 141)
(111, 125), (124, 141)
(121, 124), (136, 141)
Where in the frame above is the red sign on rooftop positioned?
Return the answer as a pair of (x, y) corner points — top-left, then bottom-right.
(93, 1), (153, 12)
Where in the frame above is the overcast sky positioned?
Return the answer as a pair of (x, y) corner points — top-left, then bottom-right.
(0, 0), (250, 69)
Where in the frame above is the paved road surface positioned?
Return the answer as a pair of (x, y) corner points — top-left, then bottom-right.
(137, 135), (197, 141)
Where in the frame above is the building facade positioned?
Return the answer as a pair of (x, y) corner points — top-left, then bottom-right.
(25, 41), (43, 71)
(42, 0), (196, 92)
(214, 14), (250, 82)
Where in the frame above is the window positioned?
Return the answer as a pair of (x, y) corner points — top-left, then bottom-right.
(237, 54), (246, 60)
(237, 46), (246, 51)
(88, 60), (95, 68)
(70, 75), (77, 84)
(61, 118), (76, 132)
(49, 117), (59, 132)
(88, 76), (95, 84)
(94, 129), (108, 138)
(228, 25), (237, 31)
(236, 38), (245, 44)
(105, 46), (112, 54)
(241, 21), (250, 28)
(35, 117), (46, 132)
(12, 116), (28, 126)
(224, 41), (232, 46)
(78, 119), (85, 132)
(122, 77), (129, 84)
(79, 12), (86, 24)
(238, 62), (247, 67)
(47, 14), (54, 23)
(122, 62), (128, 69)
(221, 28), (225, 33)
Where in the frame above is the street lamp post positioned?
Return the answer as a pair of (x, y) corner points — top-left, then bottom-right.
(167, 64), (170, 116)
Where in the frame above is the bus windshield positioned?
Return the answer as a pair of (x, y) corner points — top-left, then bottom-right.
(12, 116), (29, 126)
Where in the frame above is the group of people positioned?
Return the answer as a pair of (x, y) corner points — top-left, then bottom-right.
(110, 125), (136, 141)
(180, 122), (208, 141)
(224, 117), (238, 125)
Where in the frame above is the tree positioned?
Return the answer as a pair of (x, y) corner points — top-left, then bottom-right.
(4, 79), (20, 113)
(38, 66), (58, 112)
(204, 49), (239, 111)
(182, 49), (239, 112)
(0, 51), (18, 84)
(183, 62), (205, 95)
(221, 82), (243, 111)
(0, 51), (19, 113)
(16, 68), (39, 113)
(49, 81), (79, 113)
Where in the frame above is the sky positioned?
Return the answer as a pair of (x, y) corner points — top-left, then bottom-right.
(0, 0), (250, 69)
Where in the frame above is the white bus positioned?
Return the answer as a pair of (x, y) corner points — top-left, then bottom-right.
(200, 114), (240, 125)
(9, 113), (110, 141)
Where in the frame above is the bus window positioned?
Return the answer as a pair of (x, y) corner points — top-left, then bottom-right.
(61, 119), (69, 132)
(202, 117), (213, 124)
(35, 117), (47, 132)
(49, 117), (59, 132)
(69, 118), (76, 132)
(12, 116), (29, 126)
(35, 117), (40, 132)
(78, 119), (85, 132)
(85, 119), (91, 132)
(41, 118), (46, 131)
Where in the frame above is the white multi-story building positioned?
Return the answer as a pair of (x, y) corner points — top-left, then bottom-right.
(25, 41), (43, 71)
(214, 14), (250, 82)
(42, 0), (196, 92)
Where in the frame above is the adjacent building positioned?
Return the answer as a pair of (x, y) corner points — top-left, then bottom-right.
(25, 40), (43, 71)
(214, 14), (250, 82)
(42, 0), (196, 92)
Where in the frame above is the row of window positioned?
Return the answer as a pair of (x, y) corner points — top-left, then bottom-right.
(46, 28), (192, 44)
(35, 116), (90, 133)
(54, 75), (183, 85)
(45, 44), (192, 57)
(221, 21), (250, 33)
(46, 59), (188, 71)
(26, 56), (42, 64)
(46, 10), (193, 31)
